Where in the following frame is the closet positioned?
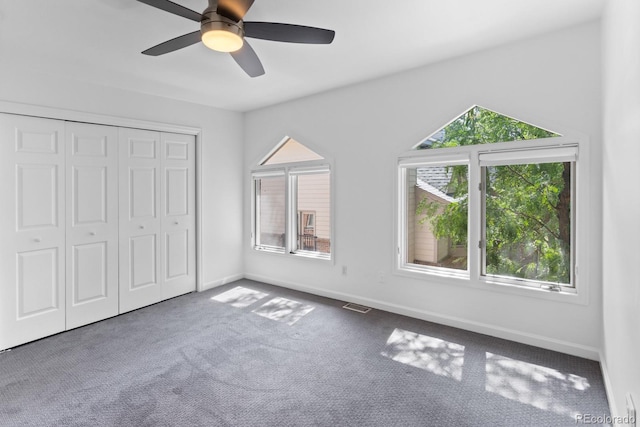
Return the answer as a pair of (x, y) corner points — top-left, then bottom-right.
(0, 113), (196, 350)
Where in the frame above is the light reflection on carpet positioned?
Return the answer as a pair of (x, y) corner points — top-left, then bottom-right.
(381, 328), (465, 381)
(211, 286), (269, 308)
(485, 352), (590, 418)
(252, 297), (315, 325)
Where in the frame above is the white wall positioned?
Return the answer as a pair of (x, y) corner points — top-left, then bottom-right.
(602, 0), (640, 419)
(0, 67), (245, 289)
(244, 22), (603, 359)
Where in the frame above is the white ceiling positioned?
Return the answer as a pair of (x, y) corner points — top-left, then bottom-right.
(0, 0), (603, 112)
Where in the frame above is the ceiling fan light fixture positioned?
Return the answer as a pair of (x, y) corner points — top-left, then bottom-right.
(201, 15), (244, 53)
(202, 29), (243, 52)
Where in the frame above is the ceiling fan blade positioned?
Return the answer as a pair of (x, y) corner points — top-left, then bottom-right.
(142, 31), (202, 56)
(244, 22), (335, 44)
(230, 41), (265, 77)
(217, 0), (255, 22)
(137, 0), (202, 22)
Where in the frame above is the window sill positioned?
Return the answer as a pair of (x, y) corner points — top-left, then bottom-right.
(396, 264), (470, 283)
(477, 276), (584, 304)
(253, 246), (285, 255)
(394, 265), (587, 305)
(253, 246), (332, 262)
(290, 251), (332, 262)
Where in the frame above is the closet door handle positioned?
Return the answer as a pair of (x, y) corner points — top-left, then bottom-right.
(174, 221), (179, 225)
(89, 231), (96, 236)
(33, 238), (41, 243)
(139, 225), (145, 229)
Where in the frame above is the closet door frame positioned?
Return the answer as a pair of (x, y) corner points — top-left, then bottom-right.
(0, 101), (204, 293)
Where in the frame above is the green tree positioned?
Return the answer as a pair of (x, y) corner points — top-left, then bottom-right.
(416, 106), (570, 283)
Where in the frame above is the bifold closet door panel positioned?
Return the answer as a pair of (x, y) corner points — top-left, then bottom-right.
(0, 114), (66, 350)
(118, 127), (163, 313)
(65, 122), (119, 329)
(161, 133), (196, 300)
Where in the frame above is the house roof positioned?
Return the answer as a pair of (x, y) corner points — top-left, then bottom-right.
(416, 178), (455, 203)
(417, 166), (452, 193)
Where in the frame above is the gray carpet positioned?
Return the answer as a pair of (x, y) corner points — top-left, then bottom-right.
(0, 279), (610, 426)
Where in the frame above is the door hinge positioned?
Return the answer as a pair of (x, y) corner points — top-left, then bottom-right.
(478, 240), (483, 249)
(479, 182), (483, 191)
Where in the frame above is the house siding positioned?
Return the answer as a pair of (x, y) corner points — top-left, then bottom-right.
(414, 187), (450, 264)
(257, 176), (285, 246)
(297, 173), (331, 253)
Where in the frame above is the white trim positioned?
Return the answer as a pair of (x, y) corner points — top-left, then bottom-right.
(254, 158), (328, 172)
(599, 351), (619, 422)
(245, 273), (600, 360)
(399, 153), (470, 167)
(252, 169), (286, 178)
(478, 145), (578, 166)
(195, 132), (204, 292)
(0, 100), (200, 135)
(201, 273), (245, 291)
(289, 165), (331, 175)
(258, 135), (292, 166)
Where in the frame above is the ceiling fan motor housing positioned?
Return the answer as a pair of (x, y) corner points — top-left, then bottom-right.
(201, 8), (244, 39)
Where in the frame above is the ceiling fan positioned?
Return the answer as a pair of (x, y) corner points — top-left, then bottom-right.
(137, 0), (335, 77)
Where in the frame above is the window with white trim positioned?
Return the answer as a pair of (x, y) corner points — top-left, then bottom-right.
(254, 172), (286, 251)
(397, 106), (578, 291)
(253, 137), (331, 259)
(479, 147), (575, 288)
(399, 157), (469, 276)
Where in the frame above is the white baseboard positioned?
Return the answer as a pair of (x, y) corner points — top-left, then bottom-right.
(599, 351), (619, 422)
(200, 273), (244, 292)
(244, 273), (600, 360)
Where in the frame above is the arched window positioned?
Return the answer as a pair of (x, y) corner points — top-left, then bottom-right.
(397, 106), (578, 292)
(252, 137), (331, 259)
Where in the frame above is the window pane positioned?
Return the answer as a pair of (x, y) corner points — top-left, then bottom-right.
(484, 162), (572, 285)
(255, 176), (285, 249)
(261, 138), (324, 165)
(407, 164), (468, 271)
(415, 106), (560, 150)
(296, 173), (330, 254)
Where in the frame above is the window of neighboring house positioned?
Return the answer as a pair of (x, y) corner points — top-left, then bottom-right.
(252, 137), (331, 259)
(397, 105), (580, 293)
(298, 211), (317, 249)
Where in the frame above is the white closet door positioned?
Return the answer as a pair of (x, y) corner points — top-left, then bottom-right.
(118, 128), (162, 313)
(0, 114), (66, 350)
(65, 122), (119, 329)
(161, 133), (196, 299)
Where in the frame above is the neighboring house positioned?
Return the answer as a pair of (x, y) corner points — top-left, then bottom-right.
(296, 173), (331, 253)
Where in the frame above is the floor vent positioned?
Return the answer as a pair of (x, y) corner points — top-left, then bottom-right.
(342, 303), (372, 314)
